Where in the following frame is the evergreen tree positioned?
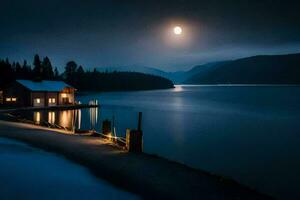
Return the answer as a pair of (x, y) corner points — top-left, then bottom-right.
(0, 58), (14, 87)
(76, 65), (85, 81)
(77, 65), (85, 74)
(54, 67), (60, 79)
(5, 58), (9, 65)
(33, 54), (42, 81)
(64, 61), (78, 83)
(15, 62), (22, 78)
(22, 60), (28, 68)
(41, 56), (54, 79)
(22, 60), (32, 79)
(12, 62), (16, 71)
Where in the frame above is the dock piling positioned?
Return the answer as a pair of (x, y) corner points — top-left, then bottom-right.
(126, 112), (143, 153)
(126, 129), (143, 153)
(102, 120), (112, 136)
(138, 112), (142, 131)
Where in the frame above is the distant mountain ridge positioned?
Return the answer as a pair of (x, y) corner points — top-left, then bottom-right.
(185, 53), (300, 84)
(95, 64), (227, 83)
(95, 53), (300, 84)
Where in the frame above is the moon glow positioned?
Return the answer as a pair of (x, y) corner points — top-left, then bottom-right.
(173, 26), (182, 35)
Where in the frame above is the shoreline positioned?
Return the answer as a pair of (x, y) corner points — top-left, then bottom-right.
(176, 84), (300, 87)
(0, 120), (272, 199)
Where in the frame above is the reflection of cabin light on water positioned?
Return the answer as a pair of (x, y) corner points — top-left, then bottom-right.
(32, 110), (82, 130)
(48, 112), (56, 124)
(34, 112), (41, 124)
(57, 110), (82, 130)
(77, 109), (81, 129)
(60, 110), (72, 128)
(89, 107), (98, 130)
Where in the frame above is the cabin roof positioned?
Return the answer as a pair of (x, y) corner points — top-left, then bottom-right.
(16, 80), (74, 92)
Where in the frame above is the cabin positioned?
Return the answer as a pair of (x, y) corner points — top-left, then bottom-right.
(1, 80), (76, 107)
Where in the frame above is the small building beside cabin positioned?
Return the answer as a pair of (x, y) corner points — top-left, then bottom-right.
(1, 80), (75, 107)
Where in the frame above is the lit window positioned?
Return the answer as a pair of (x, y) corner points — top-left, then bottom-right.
(6, 98), (11, 102)
(11, 98), (17, 102)
(49, 98), (56, 104)
(61, 93), (67, 98)
(36, 98), (41, 104)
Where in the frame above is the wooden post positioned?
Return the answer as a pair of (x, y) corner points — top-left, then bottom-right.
(126, 129), (143, 153)
(138, 112), (142, 131)
(126, 128), (131, 149)
(44, 92), (48, 107)
(126, 112), (143, 153)
(102, 120), (112, 135)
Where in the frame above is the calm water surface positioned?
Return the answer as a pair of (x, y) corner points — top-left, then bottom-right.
(14, 85), (300, 199)
(0, 137), (139, 200)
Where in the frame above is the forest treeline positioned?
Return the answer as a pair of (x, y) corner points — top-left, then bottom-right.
(0, 55), (174, 91)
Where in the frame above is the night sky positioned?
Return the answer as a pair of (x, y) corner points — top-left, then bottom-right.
(1, 0), (300, 71)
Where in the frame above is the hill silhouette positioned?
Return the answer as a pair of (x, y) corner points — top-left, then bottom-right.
(0, 56), (174, 91)
(185, 53), (300, 84)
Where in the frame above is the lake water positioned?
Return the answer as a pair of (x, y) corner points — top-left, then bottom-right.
(0, 137), (139, 200)
(12, 85), (300, 199)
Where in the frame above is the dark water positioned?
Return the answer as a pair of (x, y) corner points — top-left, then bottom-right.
(13, 85), (300, 199)
(0, 137), (139, 200)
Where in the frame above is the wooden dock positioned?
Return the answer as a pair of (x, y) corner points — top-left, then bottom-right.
(0, 104), (99, 113)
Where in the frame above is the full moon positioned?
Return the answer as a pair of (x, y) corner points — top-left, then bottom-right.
(173, 26), (182, 35)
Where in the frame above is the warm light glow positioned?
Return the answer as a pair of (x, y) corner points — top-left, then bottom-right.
(49, 98), (56, 104)
(89, 107), (98, 130)
(77, 109), (81, 129)
(36, 98), (41, 104)
(48, 112), (56, 124)
(6, 97), (17, 102)
(34, 112), (41, 124)
(60, 110), (72, 128)
(173, 26), (182, 35)
(61, 93), (67, 98)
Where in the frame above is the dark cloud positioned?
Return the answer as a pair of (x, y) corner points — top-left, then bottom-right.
(1, 0), (300, 71)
